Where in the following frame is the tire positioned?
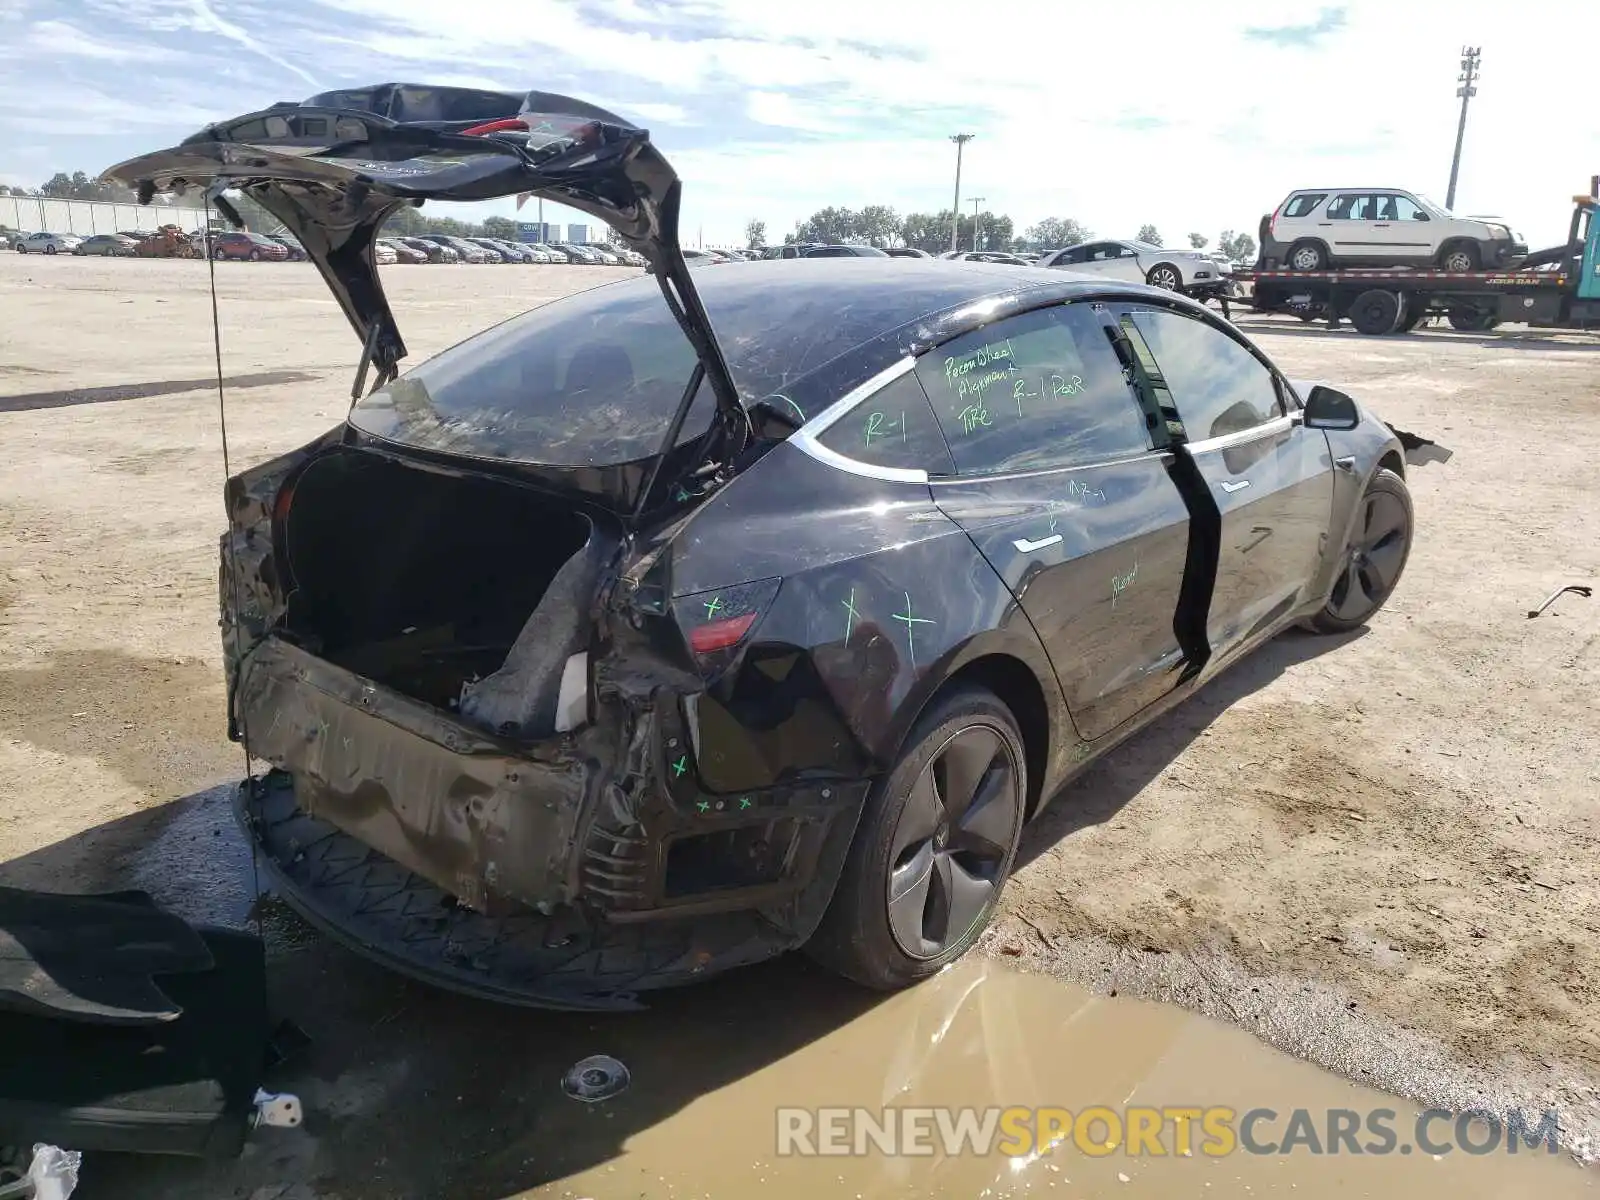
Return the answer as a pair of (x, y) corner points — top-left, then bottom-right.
(249, 249), (262, 261)
(1439, 242), (1481, 273)
(213, 247), (226, 260)
(1447, 307), (1498, 333)
(1287, 240), (1327, 271)
(1396, 296), (1427, 332)
(44, 243), (56, 255)
(806, 685), (1028, 990)
(1306, 468), (1413, 634)
(1349, 288), (1402, 335)
(1146, 263), (1183, 291)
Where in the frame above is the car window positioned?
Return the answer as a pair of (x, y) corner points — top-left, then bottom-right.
(1383, 194), (1425, 221)
(1325, 194), (1361, 220)
(815, 372), (956, 474)
(916, 302), (1153, 475)
(1282, 193), (1326, 218)
(1120, 307), (1285, 441)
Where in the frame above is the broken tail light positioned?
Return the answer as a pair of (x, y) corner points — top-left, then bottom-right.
(672, 578), (781, 675)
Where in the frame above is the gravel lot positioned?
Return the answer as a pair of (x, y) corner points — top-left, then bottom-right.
(1, 253), (1597, 1191)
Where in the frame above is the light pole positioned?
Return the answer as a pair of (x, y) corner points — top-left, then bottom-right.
(1445, 46), (1480, 211)
(969, 196), (985, 251)
(949, 133), (974, 254)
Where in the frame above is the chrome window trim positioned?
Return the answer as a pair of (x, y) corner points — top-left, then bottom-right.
(788, 356), (929, 484)
(1183, 414), (1296, 455)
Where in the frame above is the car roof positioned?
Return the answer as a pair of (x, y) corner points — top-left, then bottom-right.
(569, 257), (1171, 402)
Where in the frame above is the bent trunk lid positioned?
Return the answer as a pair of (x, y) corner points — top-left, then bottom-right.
(102, 84), (745, 504)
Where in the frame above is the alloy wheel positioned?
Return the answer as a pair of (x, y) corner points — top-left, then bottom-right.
(1328, 488), (1410, 622)
(1291, 246), (1321, 271)
(886, 723), (1022, 960)
(1149, 266), (1180, 290)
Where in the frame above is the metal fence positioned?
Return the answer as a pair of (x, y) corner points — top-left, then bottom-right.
(0, 196), (208, 237)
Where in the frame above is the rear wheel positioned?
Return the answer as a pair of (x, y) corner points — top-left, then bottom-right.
(1307, 469), (1413, 634)
(1287, 240), (1327, 271)
(1146, 263), (1182, 291)
(1349, 288), (1403, 335)
(807, 686), (1027, 990)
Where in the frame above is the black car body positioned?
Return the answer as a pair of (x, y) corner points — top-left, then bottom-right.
(107, 84), (1413, 1010)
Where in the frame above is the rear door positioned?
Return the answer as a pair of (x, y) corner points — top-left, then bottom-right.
(1324, 192), (1381, 262)
(919, 301), (1200, 740)
(1112, 303), (1333, 665)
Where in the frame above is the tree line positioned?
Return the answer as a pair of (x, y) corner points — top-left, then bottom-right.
(747, 207), (1255, 261)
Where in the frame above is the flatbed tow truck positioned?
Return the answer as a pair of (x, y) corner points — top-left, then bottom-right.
(1233, 181), (1599, 335)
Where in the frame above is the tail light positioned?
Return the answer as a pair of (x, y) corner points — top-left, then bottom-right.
(673, 578), (781, 674)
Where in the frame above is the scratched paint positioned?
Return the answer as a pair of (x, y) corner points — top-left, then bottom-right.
(841, 587), (861, 645)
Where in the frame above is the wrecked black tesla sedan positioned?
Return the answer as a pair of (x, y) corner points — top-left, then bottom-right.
(107, 84), (1413, 1009)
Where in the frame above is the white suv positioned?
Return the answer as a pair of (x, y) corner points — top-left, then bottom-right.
(1261, 188), (1526, 272)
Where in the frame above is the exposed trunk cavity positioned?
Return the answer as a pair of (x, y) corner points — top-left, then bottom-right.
(278, 447), (610, 737)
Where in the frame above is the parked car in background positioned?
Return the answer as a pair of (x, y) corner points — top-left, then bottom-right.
(555, 242), (601, 264)
(939, 250), (1030, 265)
(378, 238), (427, 264)
(266, 233), (308, 261)
(461, 238), (506, 262)
(1037, 239), (1225, 297)
(375, 241), (398, 265)
(1, 228), (25, 249)
(1260, 188), (1527, 271)
(533, 242), (568, 262)
(72, 233), (139, 257)
(209, 231), (289, 261)
(397, 236), (457, 263)
(885, 247), (933, 259)
(580, 243), (621, 265)
(418, 234), (489, 263)
(14, 231), (83, 254)
(494, 239), (541, 263)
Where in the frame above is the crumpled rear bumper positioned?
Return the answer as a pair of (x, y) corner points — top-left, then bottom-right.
(235, 636), (591, 912)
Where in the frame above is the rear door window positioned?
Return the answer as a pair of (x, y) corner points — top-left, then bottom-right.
(915, 303), (1153, 475)
(1119, 306), (1285, 442)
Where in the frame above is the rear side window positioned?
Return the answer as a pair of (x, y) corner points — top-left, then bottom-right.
(1282, 193), (1326, 218)
(916, 303), (1152, 475)
(1121, 307), (1284, 442)
(816, 372), (955, 474)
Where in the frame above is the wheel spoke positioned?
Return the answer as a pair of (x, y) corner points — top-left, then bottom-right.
(1362, 536), (1406, 595)
(950, 762), (1018, 864)
(926, 853), (995, 947)
(1363, 492), (1408, 548)
(1329, 556), (1367, 620)
(935, 728), (1001, 825)
(887, 840), (937, 955)
(890, 768), (944, 863)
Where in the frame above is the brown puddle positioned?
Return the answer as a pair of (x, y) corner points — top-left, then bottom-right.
(518, 957), (1594, 1199)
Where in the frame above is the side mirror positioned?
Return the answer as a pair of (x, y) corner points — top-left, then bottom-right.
(1303, 385), (1361, 431)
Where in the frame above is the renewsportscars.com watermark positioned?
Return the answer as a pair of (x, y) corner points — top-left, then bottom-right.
(776, 1106), (1564, 1159)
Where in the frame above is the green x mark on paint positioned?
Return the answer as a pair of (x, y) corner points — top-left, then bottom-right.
(739, 796), (753, 810)
(672, 755), (688, 778)
(704, 594), (724, 618)
(695, 799), (710, 814)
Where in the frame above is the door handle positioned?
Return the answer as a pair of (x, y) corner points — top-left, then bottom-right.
(1013, 534), (1063, 553)
(1334, 455), (1357, 473)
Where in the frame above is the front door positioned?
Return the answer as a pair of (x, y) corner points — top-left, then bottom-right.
(1112, 304), (1334, 663)
(916, 300), (1199, 740)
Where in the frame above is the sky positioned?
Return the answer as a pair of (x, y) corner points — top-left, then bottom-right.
(0, 0), (1595, 249)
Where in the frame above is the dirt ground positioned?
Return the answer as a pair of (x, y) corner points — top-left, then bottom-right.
(1, 253), (1598, 1193)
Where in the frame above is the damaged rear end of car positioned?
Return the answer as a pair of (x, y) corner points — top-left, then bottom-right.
(107, 84), (830, 1008)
